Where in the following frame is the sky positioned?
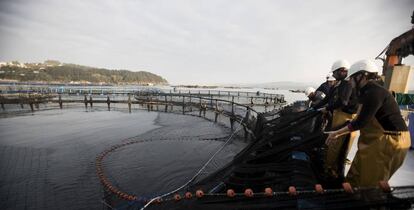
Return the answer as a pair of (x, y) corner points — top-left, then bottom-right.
(0, 0), (413, 86)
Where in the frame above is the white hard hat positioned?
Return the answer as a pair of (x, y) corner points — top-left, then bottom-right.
(331, 59), (350, 72)
(347, 59), (379, 79)
(305, 87), (316, 97)
(326, 73), (335, 81)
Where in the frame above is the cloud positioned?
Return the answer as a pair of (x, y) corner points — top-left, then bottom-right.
(0, 0), (413, 87)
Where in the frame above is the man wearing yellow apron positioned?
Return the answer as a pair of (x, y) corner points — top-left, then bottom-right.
(326, 60), (411, 187)
(313, 60), (358, 181)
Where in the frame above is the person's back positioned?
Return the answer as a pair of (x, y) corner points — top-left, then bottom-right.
(327, 80), (358, 116)
(313, 80), (357, 115)
(316, 81), (331, 97)
(349, 81), (407, 132)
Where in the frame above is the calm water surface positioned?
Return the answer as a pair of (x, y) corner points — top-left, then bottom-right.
(0, 108), (245, 210)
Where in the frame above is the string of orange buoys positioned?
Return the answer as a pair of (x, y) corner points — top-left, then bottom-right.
(96, 140), (392, 206)
(96, 136), (231, 204)
(96, 141), (140, 202)
(165, 181), (391, 202)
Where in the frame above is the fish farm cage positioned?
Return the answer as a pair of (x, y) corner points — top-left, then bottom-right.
(95, 97), (414, 210)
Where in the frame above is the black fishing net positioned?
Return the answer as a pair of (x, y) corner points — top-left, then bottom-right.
(187, 107), (326, 193)
(101, 103), (414, 210)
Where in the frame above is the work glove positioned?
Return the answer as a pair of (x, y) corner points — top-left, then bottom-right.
(306, 107), (316, 112)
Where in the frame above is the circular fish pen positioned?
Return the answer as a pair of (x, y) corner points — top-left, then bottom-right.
(96, 99), (414, 210)
(95, 94), (262, 209)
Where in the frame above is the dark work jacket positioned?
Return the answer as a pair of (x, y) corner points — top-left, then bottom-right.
(349, 82), (408, 131)
(315, 81), (331, 96)
(313, 80), (358, 114)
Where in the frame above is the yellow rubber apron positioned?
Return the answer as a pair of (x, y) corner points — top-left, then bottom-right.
(324, 109), (356, 178)
(346, 117), (411, 187)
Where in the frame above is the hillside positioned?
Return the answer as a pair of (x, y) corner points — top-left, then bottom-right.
(0, 61), (168, 85)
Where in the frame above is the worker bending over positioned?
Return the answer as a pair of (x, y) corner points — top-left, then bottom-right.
(326, 60), (411, 187)
(305, 87), (325, 107)
(315, 73), (336, 97)
(306, 73), (336, 106)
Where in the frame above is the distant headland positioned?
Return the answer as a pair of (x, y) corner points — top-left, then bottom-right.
(0, 60), (168, 85)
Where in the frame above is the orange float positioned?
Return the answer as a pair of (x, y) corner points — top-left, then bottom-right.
(244, 188), (254, 197)
(174, 194), (181, 201)
(288, 186), (297, 196)
(264, 187), (273, 197)
(227, 189), (236, 197)
(122, 194), (129, 200)
(315, 184), (324, 194)
(185, 192), (193, 199)
(118, 192), (125, 198)
(196, 190), (204, 198)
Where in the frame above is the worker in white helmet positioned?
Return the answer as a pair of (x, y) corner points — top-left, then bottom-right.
(315, 73), (338, 126)
(326, 59), (411, 187)
(305, 87), (325, 107)
(314, 73), (336, 98)
(305, 87), (315, 96)
(326, 73), (336, 87)
(313, 59), (359, 184)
